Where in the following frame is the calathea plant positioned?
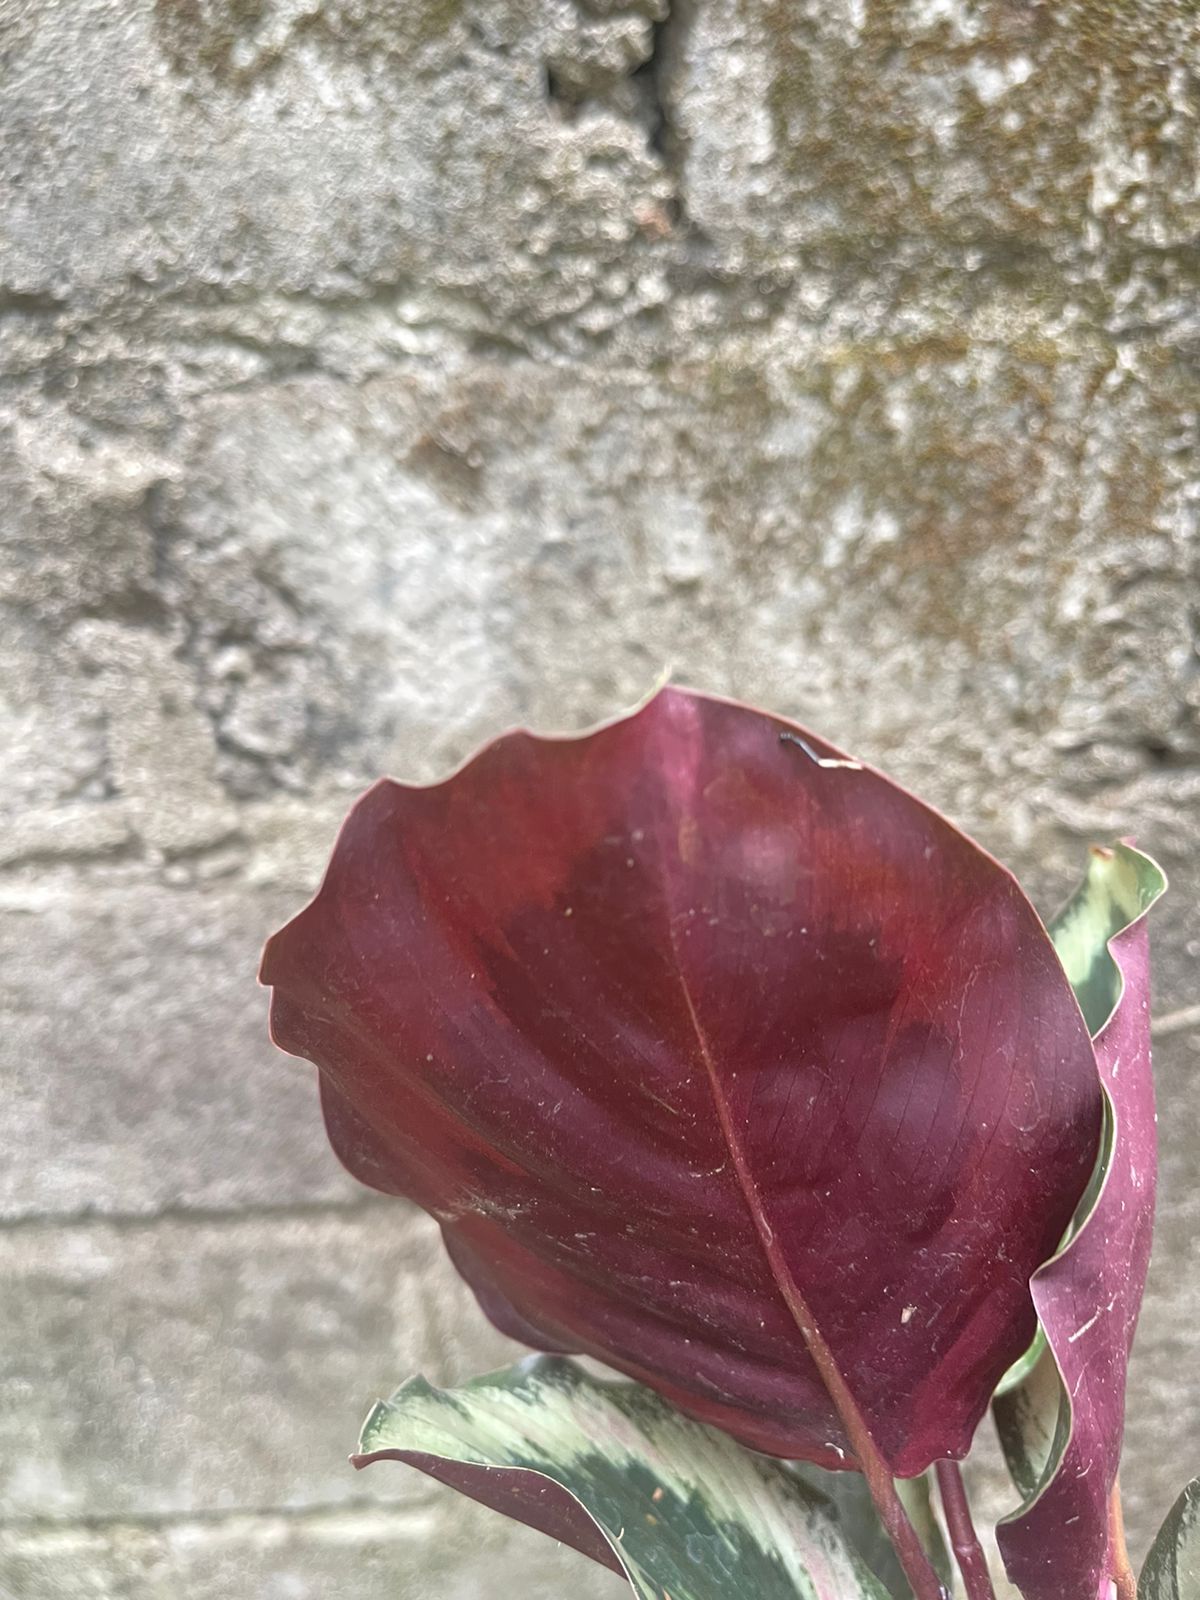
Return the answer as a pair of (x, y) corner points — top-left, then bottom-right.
(260, 687), (1185, 1600)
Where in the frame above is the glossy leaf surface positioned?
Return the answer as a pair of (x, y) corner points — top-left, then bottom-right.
(262, 687), (1102, 1474)
(1141, 1477), (1200, 1600)
(994, 844), (1166, 1600)
(355, 1354), (890, 1600)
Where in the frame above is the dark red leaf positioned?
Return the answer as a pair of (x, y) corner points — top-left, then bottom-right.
(260, 687), (1101, 1476)
(996, 844), (1165, 1600)
(369, 1450), (623, 1578)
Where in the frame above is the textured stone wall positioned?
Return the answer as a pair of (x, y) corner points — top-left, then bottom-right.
(2, 1), (1198, 1596)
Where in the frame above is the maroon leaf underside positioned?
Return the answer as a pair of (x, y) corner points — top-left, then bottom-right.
(355, 1448), (624, 1577)
(261, 687), (1102, 1476)
(997, 912), (1157, 1600)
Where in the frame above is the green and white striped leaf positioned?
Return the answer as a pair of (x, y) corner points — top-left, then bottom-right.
(355, 1354), (890, 1600)
(1050, 843), (1167, 1036)
(789, 1464), (952, 1599)
(1141, 1478), (1200, 1599)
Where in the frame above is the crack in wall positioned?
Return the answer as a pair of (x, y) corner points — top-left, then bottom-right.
(0, 1192), (400, 1238)
(0, 1497), (440, 1538)
(542, 0), (697, 239)
(0, 289), (68, 316)
(631, 5), (674, 160)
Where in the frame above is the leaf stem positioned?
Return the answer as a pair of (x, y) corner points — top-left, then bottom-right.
(807, 1366), (949, 1600)
(808, 1362), (949, 1600)
(666, 926), (949, 1600)
(935, 1460), (996, 1600)
(1109, 1479), (1136, 1600)
(852, 1455), (951, 1600)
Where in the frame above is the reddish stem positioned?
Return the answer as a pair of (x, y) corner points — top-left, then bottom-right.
(808, 1372), (948, 1600)
(1109, 1480), (1136, 1600)
(935, 1459), (996, 1600)
(814, 1378), (948, 1600)
(669, 950), (949, 1600)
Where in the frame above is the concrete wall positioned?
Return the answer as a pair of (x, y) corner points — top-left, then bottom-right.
(2, 1), (1198, 1595)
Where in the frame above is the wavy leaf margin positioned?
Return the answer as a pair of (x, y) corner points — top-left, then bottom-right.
(994, 842), (1167, 1600)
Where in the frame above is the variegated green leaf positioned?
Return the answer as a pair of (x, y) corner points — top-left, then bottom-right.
(355, 1354), (890, 1600)
(992, 1330), (1067, 1502)
(1141, 1478), (1200, 1599)
(1050, 843), (1167, 1035)
(789, 1465), (952, 1599)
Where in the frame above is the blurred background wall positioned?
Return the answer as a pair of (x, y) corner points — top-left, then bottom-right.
(2, 2), (1198, 1596)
